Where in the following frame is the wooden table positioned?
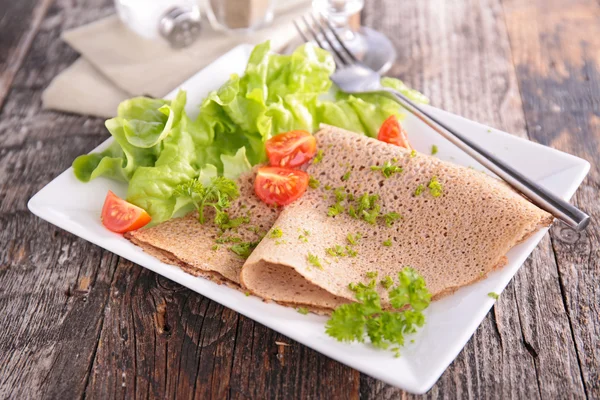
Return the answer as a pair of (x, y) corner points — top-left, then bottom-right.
(1, 0), (598, 398)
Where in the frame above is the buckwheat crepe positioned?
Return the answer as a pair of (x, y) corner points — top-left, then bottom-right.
(127, 125), (552, 312)
(126, 171), (280, 288)
(240, 125), (553, 310)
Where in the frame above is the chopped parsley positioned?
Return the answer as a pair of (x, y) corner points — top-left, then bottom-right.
(366, 271), (378, 279)
(211, 244), (220, 251)
(346, 247), (358, 257)
(324, 184), (332, 190)
(334, 187), (347, 202)
(431, 145), (438, 155)
(414, 184), (425, 196)
(175, 176), (240, 225)
(268, 227), (283, 239)
(326, 268), (431, 352)
(410, 149), (417, 158)
(428, 176), (443, 197)
(380, 276), (394, 289)
(297, 307), (309, 315)
(326, 245), (347, 257)
(245, 291), (251, 297)
(229, 241), (259, 259)
(346, 233), (361, 245)
(370, 160), (403, 178)
(308, 176), (320, 189)
(327, 202), (344, 217)
(307, 253), (323, 269)
(383, 239), (392, 247)
(342, 170), (351, 181)
(215, 236), (243, 244)
(298, 229), (311, 243)
(488, 292), (499, 300)
(313, 149), (324, 164)
(275, 239), (287, 245)
(383, 212), (402, 227)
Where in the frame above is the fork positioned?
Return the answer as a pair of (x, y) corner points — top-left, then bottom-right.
(294, 15), (590, 231)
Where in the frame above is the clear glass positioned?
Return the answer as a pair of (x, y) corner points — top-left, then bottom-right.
(311, 0), (396, 74)
(205, 0), (275, 33)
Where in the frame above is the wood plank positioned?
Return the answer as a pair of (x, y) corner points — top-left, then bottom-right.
(0, 0), (53, 111)
(0, 0), (121, 398)
(503, 0), (600, 397)
(360, 0), (587, 397)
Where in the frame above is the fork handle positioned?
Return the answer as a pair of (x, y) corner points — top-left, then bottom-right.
(384, 88), (590, 231)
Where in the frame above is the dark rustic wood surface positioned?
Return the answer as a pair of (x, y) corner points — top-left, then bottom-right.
(0, 0), (598, 398)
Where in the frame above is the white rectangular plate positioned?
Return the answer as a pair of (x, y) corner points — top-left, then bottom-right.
(29, 44), (590, 394)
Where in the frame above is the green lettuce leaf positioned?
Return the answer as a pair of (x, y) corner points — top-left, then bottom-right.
(73, 41), (427, 224)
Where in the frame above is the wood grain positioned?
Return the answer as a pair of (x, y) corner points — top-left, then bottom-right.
(0, 0), (597, 398)
(503, 0), (600, 397)
(0, 0), (53, 111)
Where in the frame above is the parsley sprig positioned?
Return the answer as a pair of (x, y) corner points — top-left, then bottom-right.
(175, 177), (240, 226)
(326, 268), (431, 354)
(371, 160), (404, 178)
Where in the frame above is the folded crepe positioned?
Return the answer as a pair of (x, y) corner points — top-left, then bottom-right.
(126, 171), (280, 288)
(239, 125), (553, 310)
(127, 125), (552, 312)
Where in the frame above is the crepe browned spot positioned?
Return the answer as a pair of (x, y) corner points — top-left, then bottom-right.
(126, 171), (280, 287)
(240, 125), (553, 310)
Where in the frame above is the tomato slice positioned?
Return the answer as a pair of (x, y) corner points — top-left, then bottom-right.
(254, 167), (309, 206)
(101, 191), (151, 233)
(377, 115), (412, 150)
(265, 130), (317, 168)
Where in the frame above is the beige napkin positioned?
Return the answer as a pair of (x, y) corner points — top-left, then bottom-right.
(43, 0), (310, 118)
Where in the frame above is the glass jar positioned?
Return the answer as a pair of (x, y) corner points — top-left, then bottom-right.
(205, 0), (275, 33)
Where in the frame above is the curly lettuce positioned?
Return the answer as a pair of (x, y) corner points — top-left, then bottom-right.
(73, 41), (427, 224)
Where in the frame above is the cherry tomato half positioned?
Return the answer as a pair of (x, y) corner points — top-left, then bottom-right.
(265, 130), (317, 168)
(254, 167), (309, 206)
(101, 191), (151, 233)
(377, 115), (412, 150)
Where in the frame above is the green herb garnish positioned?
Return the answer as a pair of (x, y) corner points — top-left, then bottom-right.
(366, 271), (378, 279)
(175, 176), (240, 225)
(328, 202), (344, 217)
(370, 160), (403, 178)
(326, 268), (431, 351)
(383, 212), (402, 227)
(307, 253), (323, 269)
(428, 176), (443, 197)
(324, 184), (332, 190)
(298, 229), (311, 243)
(313, 149), (324, 164)
(308, 176), (320, 189)
(342, 170), (351, 181)
(268, 227), (283, 239)
(346, 233), (361, 245)
(410, 149), (417, 158)
(488, 292), (499, 300)
(383, 239), (392, 247)
(380, 276), (394, 289)
(297, 307), (309, 315)
(334, 187), (347, 202)
(431, 145), (438, 155)
(229, 241), (259, 259)
(211, 244), (219, 251)
(414, 184), (425, 196)
(215, 236), (243, 244)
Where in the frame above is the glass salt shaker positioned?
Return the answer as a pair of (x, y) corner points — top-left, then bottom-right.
(204, 0), (276, 33)
(115, 0), (202, 48)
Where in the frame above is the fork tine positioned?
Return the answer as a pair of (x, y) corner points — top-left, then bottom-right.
(308, 14), (351, 67)
(299, 16), (344, 68)
(293, 20), (310, 44)
(321, 14), (359, 64)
